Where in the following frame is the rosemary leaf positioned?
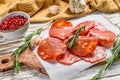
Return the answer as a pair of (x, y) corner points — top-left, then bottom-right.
(25, 33), (34, 42)
(14, 54), (22, 73)
(112, 35), (120, 51)
(25, 28), (43, 42)
(67, 25), (85, 48)
(68, 37), (75, 48)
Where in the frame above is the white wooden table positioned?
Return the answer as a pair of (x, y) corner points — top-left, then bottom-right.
(0, 11), (120, 80)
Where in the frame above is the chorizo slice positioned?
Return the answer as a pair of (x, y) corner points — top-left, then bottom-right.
(37, 37), (67, 61)
(75, 20), (95, 36)
(49, 20), (73, 40)
(57, 51), (81, 65)
(69, 36), (98, 57)
(82, 46), (107, 63)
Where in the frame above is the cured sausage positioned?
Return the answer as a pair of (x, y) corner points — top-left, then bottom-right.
(57, 51), (81, 65)
(37, 20), (112, 65)
(37, 37), (67, 61)
(75, 20), (95, 36)
(82, 46), (107, 63)
(88, 21), (116, 48)
(49, 20), (73, 40)
(69, 36), (98, 57)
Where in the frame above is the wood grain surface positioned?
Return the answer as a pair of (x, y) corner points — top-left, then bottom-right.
(0, 11), (120, 80)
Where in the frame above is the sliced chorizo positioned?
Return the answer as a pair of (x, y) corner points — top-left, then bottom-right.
(37, 37), (67, 61)
(88, 21), (116, 48)
(49, 20), (73, 40)
(69, 36), (98, 57)
(75, 20), (95, 36)
(82, 46), (107, 63)
(57, 51), (81, 65)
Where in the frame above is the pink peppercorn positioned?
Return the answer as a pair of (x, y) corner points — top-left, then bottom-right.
(0, 15), (27, 31)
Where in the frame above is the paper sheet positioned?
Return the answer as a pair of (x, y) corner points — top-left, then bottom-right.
(34, 14), (119, 80)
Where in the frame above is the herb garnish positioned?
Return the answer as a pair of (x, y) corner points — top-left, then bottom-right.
(91, 34), (120, 80)
(66, 25), (85, 48)
(11, 20), (53, 73)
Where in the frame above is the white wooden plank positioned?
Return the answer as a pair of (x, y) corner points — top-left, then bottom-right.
(102, 12), (120, 19)
(109, 17), (120, 24)
(0, 67), (34, 79)
(0, 48), (16, 55)
(1, 70), (48, 80)
(0, 46), (19, 51)
(117, 23), (120, 27)
(23, 75), (51, 80)
(100, 75), (120, 80)
(0, 42), (23, 51)
(0, 38), (24, 45)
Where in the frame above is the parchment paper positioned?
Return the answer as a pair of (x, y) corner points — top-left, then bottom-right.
(34, 14), (119, 80)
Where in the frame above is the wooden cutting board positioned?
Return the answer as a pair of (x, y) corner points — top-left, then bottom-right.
(0, 47), (47, 74)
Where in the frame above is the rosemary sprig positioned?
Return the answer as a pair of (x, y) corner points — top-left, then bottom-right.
(11, 20), (53, 73)
(67, 25), (85, 48)
(91, 34), (120, 80)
